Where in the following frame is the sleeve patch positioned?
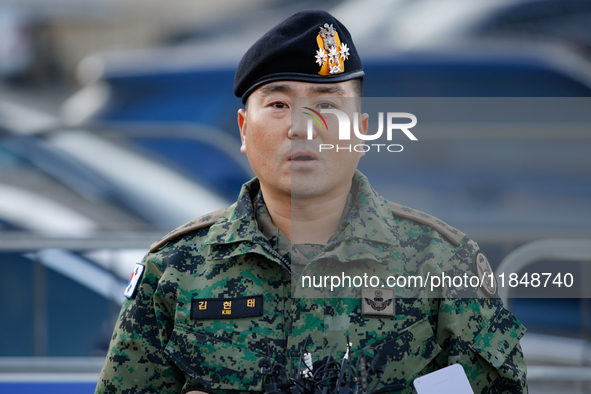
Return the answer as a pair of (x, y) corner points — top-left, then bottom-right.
(475, 251), (497, 297)
(124, 263), (145, 299)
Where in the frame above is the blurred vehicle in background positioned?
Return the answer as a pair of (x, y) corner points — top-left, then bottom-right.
(0, 129), (232, 234)
(76, 123), (253, 202)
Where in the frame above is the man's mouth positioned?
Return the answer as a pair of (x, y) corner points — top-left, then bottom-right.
(290, 151), (318, 162)
(292, 155), (315, 161)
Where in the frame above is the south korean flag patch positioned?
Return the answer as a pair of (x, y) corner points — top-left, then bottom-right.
(124, 263), (145, 299)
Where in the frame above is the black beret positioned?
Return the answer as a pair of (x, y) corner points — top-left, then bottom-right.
(234, 10), (364, 103)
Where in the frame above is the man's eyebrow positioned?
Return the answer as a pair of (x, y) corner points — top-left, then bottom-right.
(259, 83), (295, 96)
(308, 85), (348, 96)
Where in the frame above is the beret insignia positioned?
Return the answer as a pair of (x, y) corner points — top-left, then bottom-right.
(316, 23), (349, 75)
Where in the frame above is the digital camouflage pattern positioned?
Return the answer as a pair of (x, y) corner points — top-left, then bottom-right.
(96, 171), (527, 394)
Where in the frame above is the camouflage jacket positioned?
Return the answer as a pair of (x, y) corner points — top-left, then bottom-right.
(96, 171), (527, 394)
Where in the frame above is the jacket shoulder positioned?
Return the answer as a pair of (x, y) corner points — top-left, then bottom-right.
(149, 208), (226, 253)
(387, 201), (466, 247)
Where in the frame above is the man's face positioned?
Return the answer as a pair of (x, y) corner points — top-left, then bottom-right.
(238, 80), (367, 200)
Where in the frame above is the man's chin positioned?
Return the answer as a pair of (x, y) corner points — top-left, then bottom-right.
(289, 182), (329, 201)
(290, 171), (322, 191)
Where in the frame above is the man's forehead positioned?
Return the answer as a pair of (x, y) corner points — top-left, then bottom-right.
(256, 81), (352, 98)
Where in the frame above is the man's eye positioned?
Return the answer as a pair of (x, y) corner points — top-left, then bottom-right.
(271, 102), (288, 109)
(317, 102), (335, 109)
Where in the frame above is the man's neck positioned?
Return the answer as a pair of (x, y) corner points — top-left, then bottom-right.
(260, 182), (351, 245)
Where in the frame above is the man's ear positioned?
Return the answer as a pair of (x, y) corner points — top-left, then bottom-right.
(359, 112), (369, 135)
(238, 108), (247, 153)
(358, 112), (369, 156)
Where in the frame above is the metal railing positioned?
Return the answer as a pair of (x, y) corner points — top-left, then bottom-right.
(496, 239), (591, 385)
(0, 232), (162, 252)
(497, 239), (591, 305)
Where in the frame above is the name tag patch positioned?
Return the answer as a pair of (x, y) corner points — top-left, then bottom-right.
(191, 295), (264, 320)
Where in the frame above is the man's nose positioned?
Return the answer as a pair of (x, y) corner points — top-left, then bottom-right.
(289, 116), (317, 140)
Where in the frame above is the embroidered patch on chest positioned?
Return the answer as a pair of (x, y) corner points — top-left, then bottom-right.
(361, 288), (395, 316)
(191, 295), (264, 320)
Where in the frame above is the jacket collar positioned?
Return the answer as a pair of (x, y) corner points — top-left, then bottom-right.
(204, 177), (265, 246)
(203, 171), (400, 264)
(318, 171), (401, 264)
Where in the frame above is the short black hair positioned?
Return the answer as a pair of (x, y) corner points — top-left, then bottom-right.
(351, 77), (364, 98)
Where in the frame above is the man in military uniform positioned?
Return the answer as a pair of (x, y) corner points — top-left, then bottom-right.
(96, 10), (527, 394)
